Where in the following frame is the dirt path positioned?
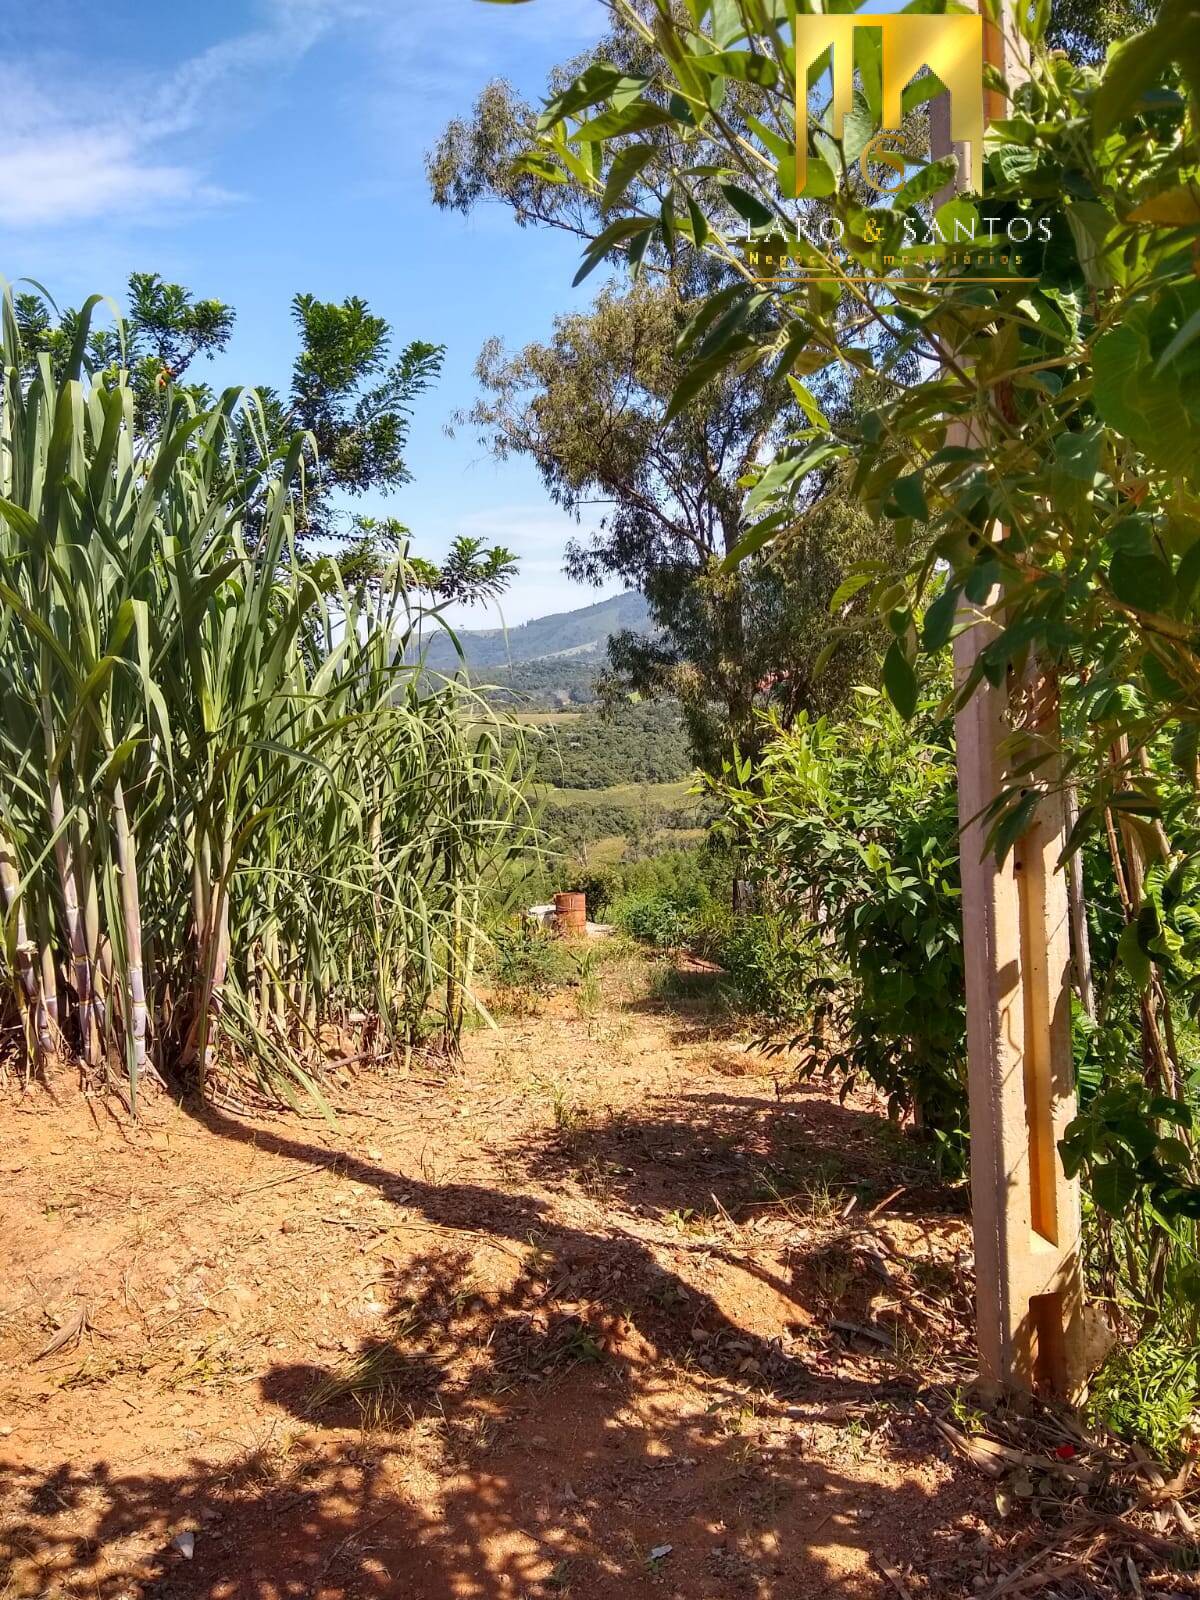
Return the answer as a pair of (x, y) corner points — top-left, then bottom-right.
(2, 949), (996, 1599)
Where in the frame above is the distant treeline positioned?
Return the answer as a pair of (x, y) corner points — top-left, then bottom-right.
(481, 656), (600, 707)
(540, 799), (706, 851)
(531, 702), (690, 788)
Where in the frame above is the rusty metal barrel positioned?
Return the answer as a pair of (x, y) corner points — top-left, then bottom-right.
(554, 892), (587, 936)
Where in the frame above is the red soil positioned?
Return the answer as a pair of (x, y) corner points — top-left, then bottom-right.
(2, 953), (999, 1599)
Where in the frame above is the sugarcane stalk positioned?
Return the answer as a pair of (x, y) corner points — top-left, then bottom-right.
(77, 830), (107, 1065)
(41, 692), (99, 1064)
(35, 911), (60, 1063)
(0, 826), (43, 1068)
(189, 828), (231, 1092)
(109, 777), (148, 1077)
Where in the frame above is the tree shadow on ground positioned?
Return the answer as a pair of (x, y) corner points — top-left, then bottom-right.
(2, 1395), (964, 1599)
(625, 963), (751, 1047)
(526, 1079), (963, 1222)
(2, 1093), (980, 1599)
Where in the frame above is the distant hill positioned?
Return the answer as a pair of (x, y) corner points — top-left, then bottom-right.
(420, 591), (650, 675)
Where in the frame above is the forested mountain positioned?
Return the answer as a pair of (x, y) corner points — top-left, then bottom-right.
(420, 591), (650, 676)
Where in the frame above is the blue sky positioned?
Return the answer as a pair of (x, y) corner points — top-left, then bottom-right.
(0, 0), (620, 625)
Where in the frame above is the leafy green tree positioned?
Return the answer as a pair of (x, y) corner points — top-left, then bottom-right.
(1048, 0), (1157, 64)
(466, 280), (801, 765)
(15, 272), (234, 431)
(432, 46), (898, 768)
(340, 519), (518, 607)
(714, 691), (969, 1164)
(15, 274), (444, 545)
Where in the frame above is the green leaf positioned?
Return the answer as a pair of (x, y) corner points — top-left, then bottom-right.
(1091, 1161), (1138, 1218)
(537, 66), (649, 131)
(1157, 1136), (1193, 1168)
(720, 183), (775, 231)
(1108, 548), (1174, 612)
(882, 641), (918, 721)
(892, 156), (958, 209)
(719, 509), (791, 567)
(602, 143), (656, 211)
(742, 441), (848, 517)
(813, 639), (840, 677)
(710, 0), (744, 48)
(692, 50), (779, 87)
(675, 282), (745, 354)
(1065, 202), (1122, 290)
(890, 472), (928, 522)
(829, 570), (876, 610)
(1093, 24), (1178, 138)
(787, 376), (830, 430)
(1128, 181), (1200, 226)
(1117, 920), (1152, 987)
(1155, 305), (1200, 375)
(1053, 426), (1102, 484)
(685, 194), (710, 247)
(572, 217), (657, 286)
(1095, 294), (1200, 482)
(922, 585), (960, 653)
(575, 101), (675, 142)
(663, 337), (754, 423)
(509, 153), (569, 186)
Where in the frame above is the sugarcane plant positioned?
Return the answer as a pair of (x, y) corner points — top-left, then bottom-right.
(0, 287), (533, 1104)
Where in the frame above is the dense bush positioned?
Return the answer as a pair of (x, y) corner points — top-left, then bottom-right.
(580, 846), (731, 924)
(486, 921), (577, 994)
(535, 702), (691, 789)
(714, 693), (969, 1168)
(713, 913), (814, 1025)
(593, 846), (811, 1022)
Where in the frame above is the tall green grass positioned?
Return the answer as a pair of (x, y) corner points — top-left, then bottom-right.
(0, 288), (532, 1102)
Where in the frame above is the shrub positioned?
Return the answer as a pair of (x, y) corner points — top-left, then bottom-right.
(1088, 1329), (1200, 1465)
(717, 913), (815, 1025)
(713, 692), (969, 1167)
(486, 922), (576, 994)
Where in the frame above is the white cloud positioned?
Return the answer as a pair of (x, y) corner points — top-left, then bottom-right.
(0, 0), (352, 231)
(0, 131), (227, 230)
(0, 0), (608, 231)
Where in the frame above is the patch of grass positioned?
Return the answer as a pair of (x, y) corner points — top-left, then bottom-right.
(546, 1558), (575, 1593)
(218, 1423), (308, 1491)
(571, 947), (601, 1017)
(489, 924), (576, 993)
(749, 1159), (849, 1220)
(665, 1205), (717, 1237)
(306, 1312), (429, 1424)
(571, 1152), (630, 1201)
(1088, 1329), (1200, 1464)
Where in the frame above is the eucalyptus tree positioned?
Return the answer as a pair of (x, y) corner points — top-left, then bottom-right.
(430, 12), (903, 767)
